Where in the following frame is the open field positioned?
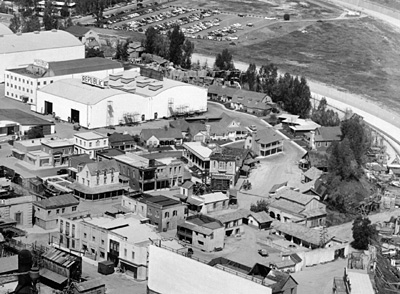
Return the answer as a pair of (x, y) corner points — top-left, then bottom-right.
(192, 15), (400, 114)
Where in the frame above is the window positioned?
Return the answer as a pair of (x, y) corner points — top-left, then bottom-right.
(56, 209), (60, 214)
(96, 178), (99, 185)
(210, 233), (214, 240)
(198, 240), (204, 245)
(82, 178), (85, 184)
(103, 140), (106, 145)
(62, 208), (65, 213)
(173, 210), (177, 216)
(124, 248), (127, 257)
(60, 220), (63, 233)
(89, 142), (92, 147)
(72, 206), (77, 211)
(100, 251), (105, 258)
(96, 140), (100, 147)
(155, 210), (159, 218)
(104, 177), (106, 184)
(87, 180), (90, 186)
(43, 81), (46, 85)
(148, 209), (152, 216)
(84, 233), (87, 238)
(86, 171), (89, 177)
(132, 251), (135, 260)
(165, 212), (169, 218)
(92, 236), (95, 241)
(101, 239), (105, 245)
(71, 239), (75, 248)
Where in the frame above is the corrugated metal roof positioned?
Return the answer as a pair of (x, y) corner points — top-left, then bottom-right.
(34, 194), (79, 209)
(0, 109), (55, 126)
(48, 57), (123, 76)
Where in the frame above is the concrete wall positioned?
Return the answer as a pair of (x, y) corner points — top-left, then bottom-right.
(0, 195), (34, 227)
(297, 244), (350, 268)
(34, 204), (78, 230)
(121, 196), (147, 217)
(76, 165), (119, 188)
(0, 45), (85, 83)
(191, 226), (224, 252)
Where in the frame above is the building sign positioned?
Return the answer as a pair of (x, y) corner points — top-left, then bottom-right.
(33, 59), (49, 69)
(81, 75), (105, 88)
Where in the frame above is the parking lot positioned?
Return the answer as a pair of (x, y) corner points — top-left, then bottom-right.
(106, 4), (273, 42)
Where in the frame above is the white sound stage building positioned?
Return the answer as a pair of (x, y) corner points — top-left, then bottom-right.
(36, 69), (208, 129)
(4, 57), (123, 110)
(0, 30), (84, 83)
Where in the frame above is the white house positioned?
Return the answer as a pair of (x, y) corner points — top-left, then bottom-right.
(74, 131), (109, 159)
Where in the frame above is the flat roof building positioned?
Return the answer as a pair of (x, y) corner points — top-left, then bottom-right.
(5, 57), (123, 110)
(0, 30), (84, 83)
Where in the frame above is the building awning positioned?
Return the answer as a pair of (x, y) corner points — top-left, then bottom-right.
(212, 174), (231, 180)
(119, 175), (130, 181)
(40, 268), (68, 285)
(11, 149), (25, 155)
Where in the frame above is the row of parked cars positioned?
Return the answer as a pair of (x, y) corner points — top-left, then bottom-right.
(104, 4), (169, 26)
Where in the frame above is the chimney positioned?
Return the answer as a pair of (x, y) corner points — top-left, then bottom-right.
(310, 131), (316, 150)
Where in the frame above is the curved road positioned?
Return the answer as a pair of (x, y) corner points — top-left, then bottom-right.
(192, 51), (400, 155)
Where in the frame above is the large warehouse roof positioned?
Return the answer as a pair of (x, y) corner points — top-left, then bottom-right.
(39, 78), (132, 105)
(47, 57), (123, 76)
(0, 30), (82, 54)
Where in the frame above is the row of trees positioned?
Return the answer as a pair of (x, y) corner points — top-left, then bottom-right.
(142, 25), (194, 68)
(9, 1), (73, 33)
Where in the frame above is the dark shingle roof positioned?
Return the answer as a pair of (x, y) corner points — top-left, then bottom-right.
(207, 84), (238, 97)
(65, 25), (92, 37)
(255, 128), (285, 145)
(0, 109), (54, 126)
(141, 128), (183, 141)
(315, 126), (342, 142)
(108, 132), (135, 144)
(34, 194), (79, 209)
(86, 159), (119, 176)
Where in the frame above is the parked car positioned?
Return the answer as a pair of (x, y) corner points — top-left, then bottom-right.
(258, 249), (269, 257)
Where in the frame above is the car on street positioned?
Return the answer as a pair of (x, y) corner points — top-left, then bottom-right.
(258, 249), (269, 257)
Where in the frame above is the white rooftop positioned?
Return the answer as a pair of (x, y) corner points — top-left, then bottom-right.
(148, 245), (271, 294)
(42, 138), (74, 147)
(0, 30), (83, 54)
(198, 192), (228, 204)
(83, 214), (160, 244)
(183, 142), (213, 160)
(74, 131), (107, 140)
(347, 271), (374, 294)
(114, 153), (149, 168)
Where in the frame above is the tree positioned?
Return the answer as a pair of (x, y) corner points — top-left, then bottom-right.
(328, 138), (361, 181)
(26, 127), (44, 139)
(181, 39), (194, 69)
(143, 26), (159, 54)
(311, 98), (340, 126)
(351, 216), (376, 250)
(259, 63), (278, 96)
(341, 117), (371, 166)
(23, 14), (41, 32)
(60, 1), (70, 18)
(241, 63), (259, 91)
(250, 199), (269, 213)
(115, 40), (129, 61)
(86, 48), (104, 58)
(214, 48), (235, 71)
(168, 25), (185, 66)
(9, 14), (22, 33)
(43, 1), (58, 30)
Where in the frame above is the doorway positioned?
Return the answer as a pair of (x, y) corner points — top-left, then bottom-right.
(71, 109), (80, 124)
(44, 101), (53, 115)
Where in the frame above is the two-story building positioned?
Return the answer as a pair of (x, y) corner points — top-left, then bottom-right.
(58, 212), (175, 280)
(244, 128), (285, 157)
(268, 187), (326, 228)
(41, 138), (75, 166)
(33, 194), (79, 230)
(306, 126), (342, 151)
(206, 113), (248, 142)
(121, 194), (186, 232)
(69, 159), (128, 200)
(67, 154), (93, 180)
(74, 132), (109, 159)
(211, 209), (249, 237)
(182, 142), (213, 172)
(186, 192), (229, 214)
(209, 147), (250, 191)
(177, 214), (225, 252)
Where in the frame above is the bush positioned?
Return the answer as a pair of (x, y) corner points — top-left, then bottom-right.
(283, 13), (290, 21)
